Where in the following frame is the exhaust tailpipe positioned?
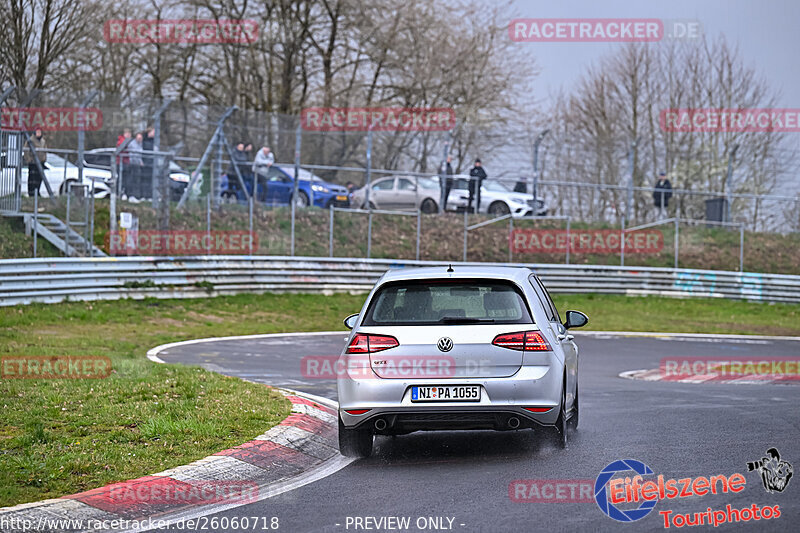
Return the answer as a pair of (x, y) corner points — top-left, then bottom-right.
(374, 418), (387, 431)
(508, 417), (521, 429)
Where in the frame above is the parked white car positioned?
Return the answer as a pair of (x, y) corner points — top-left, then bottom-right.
(446, 176), (547, 217)
(1, 153), (112, 198)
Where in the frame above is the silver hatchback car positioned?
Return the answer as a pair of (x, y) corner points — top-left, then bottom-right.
(337, 265), (588, 457)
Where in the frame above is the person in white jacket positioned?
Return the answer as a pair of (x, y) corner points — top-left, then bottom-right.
(253, 146), (275, 202)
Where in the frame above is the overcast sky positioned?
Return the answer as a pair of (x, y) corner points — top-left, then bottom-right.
(508, 0), (799, 189)
(512, 0), (799, 109)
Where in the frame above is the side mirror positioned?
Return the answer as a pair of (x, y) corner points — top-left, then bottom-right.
(343, 313), (359, 330)
(565, 310), (588, 329)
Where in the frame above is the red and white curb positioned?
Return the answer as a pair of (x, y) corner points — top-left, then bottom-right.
(0, 389), (350, 533)
(620, 368), (800, 385)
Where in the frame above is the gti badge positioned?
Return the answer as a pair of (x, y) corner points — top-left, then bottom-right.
(437, 337), (453, 352)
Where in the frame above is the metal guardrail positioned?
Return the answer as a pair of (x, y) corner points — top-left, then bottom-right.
(0, 256), (797, 307)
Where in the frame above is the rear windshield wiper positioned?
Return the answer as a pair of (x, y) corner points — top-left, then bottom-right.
(438, 317), (496, 323)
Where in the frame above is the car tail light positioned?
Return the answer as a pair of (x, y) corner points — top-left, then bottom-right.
(492, 331), (551, 351)
(345, 409), (370, 415)
(523, 407), (553, 413)
(346, 334), (399, 354)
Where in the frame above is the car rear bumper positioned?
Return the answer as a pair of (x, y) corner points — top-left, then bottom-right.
(338, 363), (562, 430)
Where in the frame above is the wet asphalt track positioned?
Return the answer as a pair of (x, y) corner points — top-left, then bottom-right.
(154, 332), (800, 533)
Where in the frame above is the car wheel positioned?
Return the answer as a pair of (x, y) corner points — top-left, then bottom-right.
(295, 190), (310, 208)
(361, 201), (377, 210)
(59, 180), (76, 195)
(420, 198), (438, 214)
(221, 191), (237, 204)
(548, 380), (568, 449)
(488, 201), (510, 216)
(338, 417), (373, 458)
(568, 382), (579, 431)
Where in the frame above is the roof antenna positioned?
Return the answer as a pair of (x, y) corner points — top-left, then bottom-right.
(447, 264), (454, 273)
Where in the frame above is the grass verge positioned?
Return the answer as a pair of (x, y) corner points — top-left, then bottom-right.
(1, 291), (799, 506)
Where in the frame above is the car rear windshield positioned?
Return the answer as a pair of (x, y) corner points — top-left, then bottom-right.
(362, 279), (533, 326)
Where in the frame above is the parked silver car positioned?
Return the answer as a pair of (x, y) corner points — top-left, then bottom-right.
(337, 265), (588, 457)
(351, 175), (440, 213)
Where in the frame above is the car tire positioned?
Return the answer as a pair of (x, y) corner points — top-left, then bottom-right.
(568, 382), (579, 431)
(547, 381), (568, 449)
(295, 191), (310, 208)
(338, 417), (373, 458)
(488, 201), (510, 216)
(361, 201), (377, 210)
(420, 198), (438, 214)
(59, 180), (76, 195)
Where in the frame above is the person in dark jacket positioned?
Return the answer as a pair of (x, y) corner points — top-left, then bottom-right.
(468, 158), (487, 213)
(227, 142), (249, 195)
(141, 127), (155, 199)
(653, 172), (672, 217)
(441, 155), (454, 209)
(24, 128), (47, 197)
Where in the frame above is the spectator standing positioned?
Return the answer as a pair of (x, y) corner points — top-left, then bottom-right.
(141, 127), (155, 199)
(441, 155), (454, 209)
(24, 128), (47, 198)
(653, 172), (672, 218)
(252, 146), (275, 202)
(468, 158), (487, 213)
(228, 142), (249, 196)
(128, 132), (144, 201)
(116, 129), (132, 198)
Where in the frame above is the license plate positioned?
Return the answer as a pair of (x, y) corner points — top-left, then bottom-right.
(411, 385), (481, 402)
(336, 195), (348, 201)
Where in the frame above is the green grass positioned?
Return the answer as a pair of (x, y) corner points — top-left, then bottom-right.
(2, 291), (799, 507)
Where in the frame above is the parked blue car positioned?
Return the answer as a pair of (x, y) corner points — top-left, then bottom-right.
(220, 165), (350, 208)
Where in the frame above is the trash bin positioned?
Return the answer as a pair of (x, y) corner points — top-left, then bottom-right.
(705, 197), (727, 225)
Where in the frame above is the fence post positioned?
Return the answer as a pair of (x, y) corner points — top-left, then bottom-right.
(416, 210), (421, 261)
(249, 196), (254, 255)
(33, 189), (38, 258)
(463, 209), (468, 262)
(150, 99), (171, 210)
(206, 193), (211, 254)
(565, 217), (571, 265)
(739, 224), (744, 272)
(329, 204), (334, 257)
(291, 124), (301, 256)
(367, 210), (373, 258)
(365, 129), (373, 208)
(508, 216), (513, 263)
(625, 138), (638, 223)
(620, 216), (626, 266)
(674, 218), (679, 269)
(77, 91), (99, 197)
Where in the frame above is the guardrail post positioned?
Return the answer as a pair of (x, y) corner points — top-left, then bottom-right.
(416, 210), (421, 261)
(329, 204), (335, 257)
(674, 218), (679, 269)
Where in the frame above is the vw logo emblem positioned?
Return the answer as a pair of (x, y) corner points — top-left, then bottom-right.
(437, 337), (453, 352)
